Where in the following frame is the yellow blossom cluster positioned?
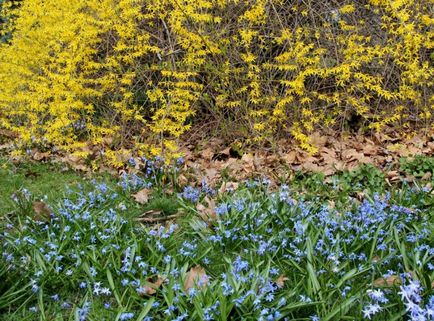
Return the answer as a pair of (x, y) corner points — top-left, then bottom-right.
(0, 0), (433, 162)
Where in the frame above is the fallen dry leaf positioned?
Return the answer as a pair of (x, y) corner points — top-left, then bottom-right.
(196, 196), (217, 222)
(405, 175), (416, 183)
(386, 171), (401, 183)
(32, 201), (52, 221)
(301, 162), (320, 172)
(184, 266), (209, 291)
(342, 149), (365, 162)
(140, 275), (165, 296)
(0, 129), (18, 138)
(132, 188), (151, 204)
(211, 147), (231, 161)
(204, 168), (219, 182)
(372, 255), (381, 263)
(328, 200), (335, 210)
(281, 150), (297, 164)
(362, 143), (379, 156)
(275, 275), (289, 288)
(177, 174), (189, 186)
(355, 191), (366, 201)
(387, 170), (399, 178)
(32, 151), (50, 161)
(309, 132), (328, 149)
(218, 181), (239, 194)
(61, 154), (88, 171)
(422, 172), (432, 180)
(241, 153), (255, 173)
(373, 275), (402, 287)
(102, 136), (114, 145)
(322, 165), (337, 176)
(201, 148), (214, 160)
(0, 142), (13, 150)
(136, 209), (163, 218)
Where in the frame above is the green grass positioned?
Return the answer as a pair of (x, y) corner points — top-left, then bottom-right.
(0, 157), (125, 215)
(0, 157), (433, 320)
(0, 158), (85, 214)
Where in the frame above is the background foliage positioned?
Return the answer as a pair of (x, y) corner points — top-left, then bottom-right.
(0, 0), (433, 164)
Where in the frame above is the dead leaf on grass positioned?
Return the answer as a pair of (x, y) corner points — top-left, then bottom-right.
(373, 275), (402, 287)
(241, 153), (255, 173)
(184, 266), (209, 291)
(140, 275), (166, 296)
(218, 181), (239, 194)
(322, 165), (336, 176)
(32, 151), (50, 161)
(372, 255), (381, 263)
(61, 154), (88, 171)
(328, 200), (335, 210)
(386, 171), (401, 183)
(196, 197), (217, 222)
(0, 129), (18, 138)
(135, 209), (163, 219)
(355, 192), (366, 201)
(275, 275), (289, 288)
(132, 188), (151, 204)
(32, 201), (52, 221)
(177, 174), (189, 186)
(422, 172), (432, 180)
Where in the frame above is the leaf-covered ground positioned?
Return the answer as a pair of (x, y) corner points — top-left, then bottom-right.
(0, 157), (433, 320)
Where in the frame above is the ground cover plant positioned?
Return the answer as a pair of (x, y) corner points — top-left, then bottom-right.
(1, 158), (433, 320)
(400, 157), (434, 180)
(1, 0), (434, 161)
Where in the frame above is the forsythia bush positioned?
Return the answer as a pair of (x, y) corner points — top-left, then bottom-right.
(0, 0), (433, 163)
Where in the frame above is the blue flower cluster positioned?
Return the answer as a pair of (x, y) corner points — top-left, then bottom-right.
(1, 172), (433, 320)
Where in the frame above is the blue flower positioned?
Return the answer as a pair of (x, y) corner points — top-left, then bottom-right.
(61, 302), (71, 309)
(215, 203), (230, 216)
(367, 289), (388, 304)
(120, 312), (135, 320)
(77, 301), (91, 321)
(128, 157), (137, 167)
(362, 303), (382, 319)
(265, 293), (274, 302)
(171, 313), (188, 321)
(29, 306), (38, 313)
(176, 157), (185, 166)
(233, 256), (249, 273)
(179, 186), (200, 203)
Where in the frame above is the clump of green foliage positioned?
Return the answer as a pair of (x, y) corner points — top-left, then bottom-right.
(400, 156), (434, 178)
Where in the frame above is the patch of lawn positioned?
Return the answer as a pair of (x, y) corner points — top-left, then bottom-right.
(0, 158), (118, 215)
(1, 158), (433, 320)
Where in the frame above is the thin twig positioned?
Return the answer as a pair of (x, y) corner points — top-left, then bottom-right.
(134, 213), (180, 222)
